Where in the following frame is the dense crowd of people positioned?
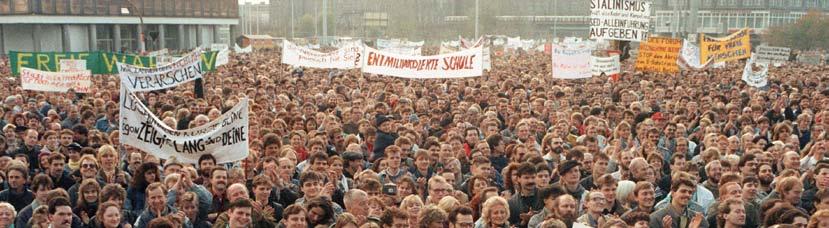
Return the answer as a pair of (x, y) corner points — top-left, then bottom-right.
(0, 44), (828, 228)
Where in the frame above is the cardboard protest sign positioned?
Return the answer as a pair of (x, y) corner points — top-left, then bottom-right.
(742, 56), (768, 88)
(281, 40), (363, 69)
(361, 46), (483, 79)
(8, 51), (219, 75)
(700, 29), (751, 63)
(755, 46), (790, 66)
(552, 42), (594, 79)
(591, 54), (620, 76)
(20, 68), (91, 93)
(635, 37), (682, 73)
(119, 89), (249, 164)
(589, 0), (651, 42)
(60, 59), (87, 72)
(117, 49), (205, 91)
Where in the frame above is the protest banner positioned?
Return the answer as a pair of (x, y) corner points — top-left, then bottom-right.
(459, 36), (492, 70)
(60, 59), (87, 72)
(742, 56), (768, 88)
(147, 49), (168, 57)
(678, 39), (714, 70)
(361, 46), (483, 79)
(281, 40), (363, 69)
(591, 54), (620, 76)
(20, 68), (91, 93)
(376, 39), (423, 56)
(215, 49), (230, 67)
(234, 43), (253, 53)
(117, 49), (205, 91)
(439, 44), (458, 54)
(211, 43), (229, 52)
(755, 46), (790, 66)
(798, 52), (823, 65)
(552, 42), (594, 79)
(8, 51), (219, 75)
(119, 88), (249, 164)
(700, 28), (751, 63)
(589, 0), (651, 42)
(635, 37), (682, 73)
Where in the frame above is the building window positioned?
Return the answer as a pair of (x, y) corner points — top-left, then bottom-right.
(96, 24), (114, 51)
(806, 0), (819, 8)
(721, 0), (739, 6)
(770, 0), (786, 7)
(744, 0), (765, 6)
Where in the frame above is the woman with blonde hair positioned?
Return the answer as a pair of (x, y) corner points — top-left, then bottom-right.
(475, 196), (510, 228)
(96, 145), (130, 187)
(438, 196), (460, 213)
(0, 202), (15, 228)
(74, 179), (101, 225)
(400, 195), (424, 228)
(333, 213), (360, 228)
(808, 209), (829, 228)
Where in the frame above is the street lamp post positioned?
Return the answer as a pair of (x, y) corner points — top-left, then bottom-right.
(124, 0), (145, 53)
(475, 0), (479, 38)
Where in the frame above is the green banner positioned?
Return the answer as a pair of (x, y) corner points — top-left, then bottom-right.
(8, 51), (219, 75)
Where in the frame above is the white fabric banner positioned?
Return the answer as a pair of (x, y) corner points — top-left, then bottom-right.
(591, 55), (620, 76)
(552, 42), (594, 79)
(21, 68), (91, 93)
(678, 39), (714, 70)
(147, 49), (168, 57)
(119, 89), (249, 164)
(755, 46), (790, 66)
(589, 0), (651, 42)
(117, 49), (205, 92)
(361, 46), (483, 79)
(376, 39), (423, 56)
(439, 44), (458, 54)
(60, 59), (87, 72)
(234, 44), (253, 53)
(459, 36), (492, 70)
(281, 40), (363, 69)
(742, 56), (768, 88)
(215, 49), (230, 67)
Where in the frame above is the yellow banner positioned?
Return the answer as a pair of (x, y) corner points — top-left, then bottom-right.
(635, 37), (682, 73)
(700, 29), (751, 63)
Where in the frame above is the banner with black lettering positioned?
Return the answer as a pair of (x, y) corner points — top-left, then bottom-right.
(119, 89), (249, 164)
(590, 0), (651, 42)
(755, 46), (790, 66)
(361, 46), (483, 79)
(591, 55), (620, 76)
(281, 40), (363, 69)
(700, 28), (751, 63)
(117, 49), (205, 91)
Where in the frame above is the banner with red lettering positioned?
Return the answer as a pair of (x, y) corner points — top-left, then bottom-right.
(361, 46), (483, 79)
(281, 40), (363, 69)
(21, 68), (91, 93)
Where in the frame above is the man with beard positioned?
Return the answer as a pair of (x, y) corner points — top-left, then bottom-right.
(650, 175), (708, 228)
(208, 167), (229, 221)
(508, 162), (542, 228)
(757, 164), (775, 198)
(543, 136), (566, 166)
(528, 186), (565, 228)
(702, 160), (723, 198)
(556, 194), (578, 227)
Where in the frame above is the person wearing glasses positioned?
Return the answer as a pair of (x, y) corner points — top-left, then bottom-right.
(449, 206), (475, 228)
